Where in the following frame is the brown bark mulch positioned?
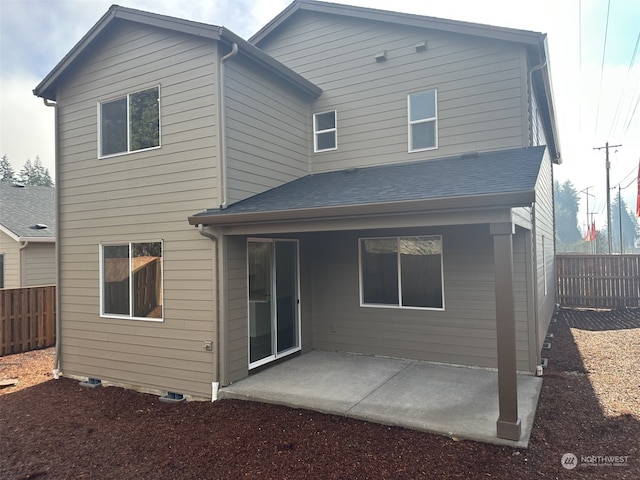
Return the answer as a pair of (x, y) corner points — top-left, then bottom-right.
(1, 308), (639, 479)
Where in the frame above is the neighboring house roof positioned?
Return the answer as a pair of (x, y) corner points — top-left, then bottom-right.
(189, 146), (545, 226)
(250, 0), (560, 163)
(0, 183), (56, 242)
(33, 5), (321, 102)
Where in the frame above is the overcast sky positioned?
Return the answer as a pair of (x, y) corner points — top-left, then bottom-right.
(1, 0), (638, 232)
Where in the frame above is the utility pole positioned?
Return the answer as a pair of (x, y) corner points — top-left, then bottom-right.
(580, 186), (594, 240)
(578, 185), (596, 253)
(588, 212), (597, 254)
(594, 142), (622, 254)
(618, 185), (623, 254)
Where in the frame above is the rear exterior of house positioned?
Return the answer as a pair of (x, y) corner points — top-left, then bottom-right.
(35, 1), (560, 441)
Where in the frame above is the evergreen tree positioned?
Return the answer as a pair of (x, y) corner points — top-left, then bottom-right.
(19, 157), (53, 186)
(19, 158), (34, 184)
(610, 195), (638, 253)
(0, 154), (16, 182)
(554, 180), (582, 247)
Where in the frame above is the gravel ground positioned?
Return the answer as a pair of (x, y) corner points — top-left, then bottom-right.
(1, 308), (639, 479)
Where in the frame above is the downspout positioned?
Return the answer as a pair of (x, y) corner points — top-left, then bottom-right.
(43, 97), (61, 379)
(18, 240), (28, 288)
(218, 43), (238, 210)
(198, 225), (223, 401)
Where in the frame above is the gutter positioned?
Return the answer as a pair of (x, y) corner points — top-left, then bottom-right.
(18, 237), (56, 243)
(189, 190), (537, 227)
(43, 97), (61, 380)
(218, 42), (238, 210)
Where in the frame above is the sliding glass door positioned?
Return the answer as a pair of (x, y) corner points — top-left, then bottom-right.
(248, 239), (300, 368)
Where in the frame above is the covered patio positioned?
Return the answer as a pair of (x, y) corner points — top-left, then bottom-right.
(190, 146), (550, 443)
(219, 350), (542, 448)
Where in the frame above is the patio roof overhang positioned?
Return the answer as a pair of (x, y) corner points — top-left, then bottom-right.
(188, 190), (534, 235)
(188, 146), (544, 234)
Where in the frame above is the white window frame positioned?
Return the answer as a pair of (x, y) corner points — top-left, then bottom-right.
(313, 110), (337, 153)
(98, 85), (161, 159)
(99, 241), (164, 322)
(358, 235), (445, 311)
(408, 89), (438, 152)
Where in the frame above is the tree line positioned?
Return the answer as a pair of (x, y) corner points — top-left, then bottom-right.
(0, 154), (53, 187)
(555, 180), (639, 254)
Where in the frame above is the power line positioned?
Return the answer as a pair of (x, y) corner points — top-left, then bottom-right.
(594, 0), (612, 137)
(608, 31), (640, 139)
(613, 163), (639, 188)
(622, 93), (640, 136)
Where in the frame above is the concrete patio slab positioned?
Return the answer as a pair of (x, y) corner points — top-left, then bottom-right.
(220, 351), (542, 448)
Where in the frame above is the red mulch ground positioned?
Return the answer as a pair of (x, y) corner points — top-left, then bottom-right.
(1, 308), (639, 479)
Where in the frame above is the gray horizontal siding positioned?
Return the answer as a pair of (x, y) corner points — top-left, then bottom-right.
(225, 236), (248, 384)
(224, 55), (310, 204)
(258, 11), (527, 172)
(0, 231), (20, 288)
(534, 149), (556, 353)
(309, 226), (531, 371)
(23, 243), (56, 286)
(56, 21), (219, 398)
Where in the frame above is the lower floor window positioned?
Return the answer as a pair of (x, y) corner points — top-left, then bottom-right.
(359, 235), (443, 309)
(101, 241), (163, 320)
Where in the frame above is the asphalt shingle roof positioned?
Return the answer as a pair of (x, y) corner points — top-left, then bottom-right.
(193, 146), (545, 218)
(0, 183), (56, 239)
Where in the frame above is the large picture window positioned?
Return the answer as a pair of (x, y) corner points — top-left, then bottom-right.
(360, 236), (443, 310)
(100, 242), (163, 320)
(313, 110), (337, 152)
(408, 90), (437, 152)
(99, 86), (160, 157)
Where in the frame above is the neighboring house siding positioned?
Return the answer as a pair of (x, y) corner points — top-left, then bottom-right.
(310, 226), (531, 372)
(0, 231), (20, 288)
(55, 22), (219, 398)
(257, 12), (527, 173)
(534, 148), (556, 353)
(225, 56), (311, 204)
(23, 243), (56, 286)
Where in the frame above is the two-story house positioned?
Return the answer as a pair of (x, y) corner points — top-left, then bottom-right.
(34, 0), (560, 442)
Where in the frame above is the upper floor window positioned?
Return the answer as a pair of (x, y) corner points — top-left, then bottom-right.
(99, 86), (160, 157)
(313, 110), (337, 152)
(408, 90), (437, 152)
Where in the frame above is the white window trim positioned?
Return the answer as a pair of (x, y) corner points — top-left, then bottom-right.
(99, 241), (164, 322)
(408, 89), (438, 153)
(313, 110), (337, 153)
(97, 85), (162, 159)
(358, 235), (445, 311)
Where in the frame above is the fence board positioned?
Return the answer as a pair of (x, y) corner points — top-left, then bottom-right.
(556, 255), (640, 308)
(0, 285), (56, 356)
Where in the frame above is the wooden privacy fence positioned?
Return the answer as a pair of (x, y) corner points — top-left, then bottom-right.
(556, 255), (640, 308)
(0, 285), (56, 356)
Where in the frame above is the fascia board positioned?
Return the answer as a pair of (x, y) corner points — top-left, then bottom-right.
(188, 190), (535, 227)
(18, 237), (56, 243)
(0, 224), (20, 242)
(252, 0), (544, 47)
